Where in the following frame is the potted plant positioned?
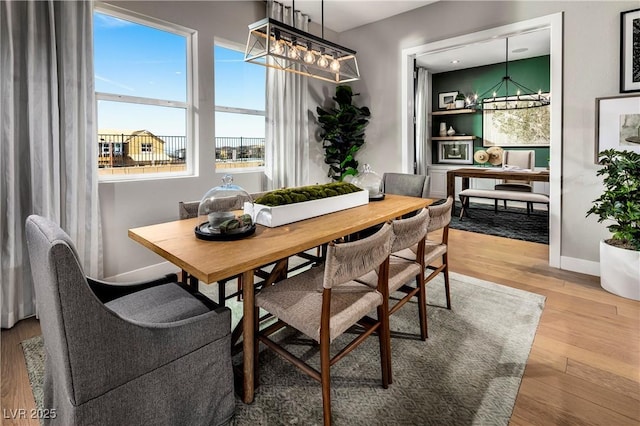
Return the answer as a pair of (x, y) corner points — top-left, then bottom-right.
(455, 93), (466, 108)
(316, 85), (371, 181)
(586, 149), (640, 300)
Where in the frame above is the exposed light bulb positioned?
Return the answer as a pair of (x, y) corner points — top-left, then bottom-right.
(330, 58), (340, 72)
(317, 55), (329, 68)
(288, 45), (300, 59)
(271, 39), (285, 55)
(303, 50), (315, 64)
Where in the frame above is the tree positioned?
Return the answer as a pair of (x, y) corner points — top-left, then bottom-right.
(316, 85), (371, 181)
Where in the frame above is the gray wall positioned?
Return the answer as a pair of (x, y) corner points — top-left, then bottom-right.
(100, 0), (634, 278)
(335, 0), (637, 269)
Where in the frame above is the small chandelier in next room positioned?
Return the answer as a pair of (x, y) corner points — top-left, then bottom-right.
(244, 0), (360, 83)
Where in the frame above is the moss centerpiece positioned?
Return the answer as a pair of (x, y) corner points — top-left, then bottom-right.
(246, 182), (368, 227)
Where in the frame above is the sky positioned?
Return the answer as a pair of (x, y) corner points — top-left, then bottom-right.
(94, 11), (266, 138)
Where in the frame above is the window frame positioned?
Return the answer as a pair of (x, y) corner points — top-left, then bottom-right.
(94, 2), (197, 182)
(214, 39), (266, 173)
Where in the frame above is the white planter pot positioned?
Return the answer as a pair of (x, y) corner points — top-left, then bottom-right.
(599, 240), (640, 301)
(455, 100), (465, 108)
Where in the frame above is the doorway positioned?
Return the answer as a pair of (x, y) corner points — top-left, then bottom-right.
(400, 12), (563, 268)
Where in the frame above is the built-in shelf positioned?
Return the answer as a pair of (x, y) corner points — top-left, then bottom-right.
(432, 136), (476, 141)
(431, 108), (477, 116)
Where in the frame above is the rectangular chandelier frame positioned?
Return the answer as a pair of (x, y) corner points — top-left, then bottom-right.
(244, 17), (360, 84)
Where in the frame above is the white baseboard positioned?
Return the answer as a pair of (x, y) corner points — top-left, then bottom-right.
(105, 261), (180, 282)
(561, 256), (600, 277)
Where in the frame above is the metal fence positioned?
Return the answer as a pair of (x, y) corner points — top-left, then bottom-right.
(97, 134), (265, 168)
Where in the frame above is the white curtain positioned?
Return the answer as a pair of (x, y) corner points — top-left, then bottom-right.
(264, 1), (309, 190)
(0, 0), (102, 328)
(415, 67), (430, 175)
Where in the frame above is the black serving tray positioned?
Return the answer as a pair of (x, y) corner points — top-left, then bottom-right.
(195, 222), (256, 241)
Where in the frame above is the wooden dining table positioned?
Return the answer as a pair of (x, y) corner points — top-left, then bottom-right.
(128, 193), (431, 404)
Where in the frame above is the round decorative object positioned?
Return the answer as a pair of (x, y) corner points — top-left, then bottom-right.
(352, 164), (383, 199)
(447, 126), (456, 136)
(474, 150), (489, 164)
(196, 174), (254, 240)
(195, 222), (256, 241)
(486, 146), (504, 165)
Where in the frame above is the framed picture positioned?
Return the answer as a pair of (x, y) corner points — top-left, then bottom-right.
(595, 94), (640, 163)
(438, 91), (458, 109)
(437, 140), (473, 164)
(620, 8), (640, 93)
(482, 94), (550, 147)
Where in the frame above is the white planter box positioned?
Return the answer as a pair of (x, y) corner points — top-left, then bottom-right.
(244, 190), (369, 227)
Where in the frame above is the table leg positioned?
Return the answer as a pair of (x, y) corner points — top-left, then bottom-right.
(241, 270), (255, 404)
(462, 177), (470, 191)
(446, 171), (455, 199)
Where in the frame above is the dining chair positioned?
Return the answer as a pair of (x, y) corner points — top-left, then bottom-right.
(354, 208), (430, 384)
(25, 215), (234, 425)
(384, 197), (453, 310)
(254, 223), (393, 426)
(356, 208), (430, 343)
(382, 172), (430, 198)
(494, 150), (535, 212)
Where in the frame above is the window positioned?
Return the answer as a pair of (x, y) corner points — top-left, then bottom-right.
(214, 43), (266, 170)
(94, 5), (195, 179)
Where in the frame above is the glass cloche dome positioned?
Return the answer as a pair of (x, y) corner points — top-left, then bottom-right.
(352, 164), (383, 200)
(195, 174), (255, 240)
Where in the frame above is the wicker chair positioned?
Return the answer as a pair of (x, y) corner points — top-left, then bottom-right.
(357, 208), (430, 341)
(255, 223), (393, 426)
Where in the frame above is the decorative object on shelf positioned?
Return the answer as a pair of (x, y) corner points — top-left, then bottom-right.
(486, 146), (504, 165)
(317, 85), (371, 181)
(244, 0), (359, 83)
(620, 8), (640, 93)
(586, 149), (640, 300)
(473, 149), (489, 165)
(455, 93), (466, 109)
(447, 126), (456, 136)
(439, 122), (447, 137)
(196, 174), (256, 240)
(594, 94), (640, 163)
(437, 140), (473, 164)
(438, 91), (458, 109)
(466, 38), (550, 111)
(352, 164), (384, 200)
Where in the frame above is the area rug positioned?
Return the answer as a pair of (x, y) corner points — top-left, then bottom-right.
(22, 272), (545, 425)
(449, 200), (549, 244)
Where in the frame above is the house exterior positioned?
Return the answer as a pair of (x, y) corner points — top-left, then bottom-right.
(98, 129), (174, 167)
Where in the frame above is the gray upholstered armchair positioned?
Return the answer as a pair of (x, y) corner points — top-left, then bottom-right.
(25, 215), (235, 425)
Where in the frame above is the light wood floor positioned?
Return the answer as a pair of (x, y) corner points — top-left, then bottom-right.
(2, 229), (639, 425)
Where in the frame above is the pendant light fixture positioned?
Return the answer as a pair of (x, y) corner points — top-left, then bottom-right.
(244, 0), (360, 83)
(467, 37), (550, 110)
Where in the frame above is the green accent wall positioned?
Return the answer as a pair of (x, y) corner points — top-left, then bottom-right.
(431, 55), (550, 167)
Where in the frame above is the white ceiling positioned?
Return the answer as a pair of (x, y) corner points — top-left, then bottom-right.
(275, 1), (550, 73)
(415, 29), (551, 73)
(277, 0), (438, 33)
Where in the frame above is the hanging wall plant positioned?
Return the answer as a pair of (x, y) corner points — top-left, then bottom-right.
(316, 85), (371, 181)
